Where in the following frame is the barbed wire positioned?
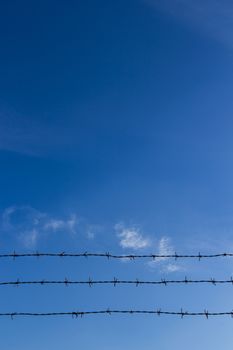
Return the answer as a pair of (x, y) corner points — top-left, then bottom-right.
(1, 251), (233, 260)
(1, 309), (233, 319)
(1, 277), (233, 287)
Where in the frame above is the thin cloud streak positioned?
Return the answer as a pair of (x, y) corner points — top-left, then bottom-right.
(147, 0), (233, 48)
(0, 112), (83, 157)
(1, 206), (79, 248)
(44, 214), (77, 234)
(148, 237), (181, 273)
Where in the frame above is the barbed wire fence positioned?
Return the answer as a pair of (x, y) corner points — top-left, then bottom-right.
(1, 309), (233, 319)
(1, 251), (233, 260)
(1, 250), (233, 319)
(1, 277), (233, 287)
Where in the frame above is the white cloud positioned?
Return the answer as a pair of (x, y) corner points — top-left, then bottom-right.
(86, 229), (95, 239)
(86, 224), (102, 239)
(67, 214), (77, 234)
(164, 263), (181, 273)
(115, 223), (150, 250)
(1, 206), (79, 248)
(149, 237), (181, 273)
(2, 206), (46, 230)
(44, 219), (65, 231)
(156, 237), (174, 262)
(20, 229), (38, 248)
(2, 206), (16, 229)
(44, 214), (78, 234)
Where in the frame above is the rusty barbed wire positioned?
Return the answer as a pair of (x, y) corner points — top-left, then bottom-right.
(1, 309), (233, 319)
(1, 251), (233, 260)
(1, 277), (233, 287)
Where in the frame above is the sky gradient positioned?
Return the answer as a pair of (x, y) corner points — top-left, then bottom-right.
(1, 0), (233, 348)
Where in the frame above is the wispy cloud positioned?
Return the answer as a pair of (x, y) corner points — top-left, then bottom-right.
(1, 206), (79, 248)
(149, 237), (181, 273)
(147, 0), (233, 48)
(44, 214), (78, 234)
(1, 207), (182, 274)
(165, 263), (181, 273)
(2, 206), (18, 229)
(156, 237), (174, 261)
(0, 113), (51, 156)
(0, 112), (82, 157)
(115, 224), (181, 272)
(19, 229), (39, 248)
(44, 219), (66, 231)
(85, 224), (103, 240)
(115, 223), (150, 250)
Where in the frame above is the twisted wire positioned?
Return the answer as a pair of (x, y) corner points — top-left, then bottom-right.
(1, 251), (233, 260)
(1, 309), (233, 319)
(1, 277), (233, 286)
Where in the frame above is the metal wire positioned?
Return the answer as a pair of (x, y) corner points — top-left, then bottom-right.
(1, 251), (233, 260)
(1, 251), (233, 321)
(1, 277), (233, 287)
(1, 309), (233, 319)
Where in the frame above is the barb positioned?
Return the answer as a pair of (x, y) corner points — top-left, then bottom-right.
(2, 309), (233, 318)
(1, 277), (233, 287)
(1, 251), (233, 260)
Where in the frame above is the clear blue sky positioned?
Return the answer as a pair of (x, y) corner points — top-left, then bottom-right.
(1, 0), (233, 348)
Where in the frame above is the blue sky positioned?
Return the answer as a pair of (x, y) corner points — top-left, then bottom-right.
(1, 0), (233, 348)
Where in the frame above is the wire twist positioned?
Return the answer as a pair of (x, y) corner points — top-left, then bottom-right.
(1, 278), (233, 287)
(1, 251), (233, 260)
(3, 309), (233, 319)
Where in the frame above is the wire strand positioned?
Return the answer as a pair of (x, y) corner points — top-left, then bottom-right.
(1, 251), (233, 260)
(1, 277), (233, 287)
(1, 309), (233, 319)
